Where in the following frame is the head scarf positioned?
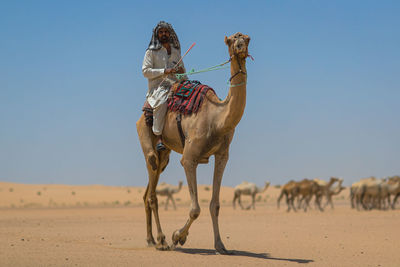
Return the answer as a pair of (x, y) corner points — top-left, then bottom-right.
(147, 21), (181, 51)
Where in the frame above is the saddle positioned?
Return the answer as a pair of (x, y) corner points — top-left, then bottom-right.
(142, 80), (215, 127)
(168, 80), (215, 115)
(142, 80), (215, 148)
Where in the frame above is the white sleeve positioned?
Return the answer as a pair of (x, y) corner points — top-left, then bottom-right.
(142, 50), (165, 79)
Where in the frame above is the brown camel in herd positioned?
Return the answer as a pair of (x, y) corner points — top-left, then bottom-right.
(137, 32), (250, 254)
(277, 178), (341, 212)
(277, 180), (299, 212)
(232, 181), (270, 210)
(156, 180), (183, 210)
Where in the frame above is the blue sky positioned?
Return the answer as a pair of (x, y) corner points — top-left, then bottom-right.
(1, 1), (399, 187)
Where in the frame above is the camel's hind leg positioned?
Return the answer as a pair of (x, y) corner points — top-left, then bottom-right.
(137, 115), (171, 249)
(142, 149), (171, 250)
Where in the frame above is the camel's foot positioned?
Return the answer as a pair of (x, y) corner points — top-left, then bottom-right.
(215, 241), (233, 255)
(155, 241), (170, 251)
(155, 234), (170, 251)
(146, 237), (156, 247)
(172, 229), (188, 246)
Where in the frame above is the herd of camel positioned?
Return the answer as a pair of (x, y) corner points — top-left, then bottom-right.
(156, 175), (400, 212)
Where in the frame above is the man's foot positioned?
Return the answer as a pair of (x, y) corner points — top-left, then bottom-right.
(156, 142), (166, 151)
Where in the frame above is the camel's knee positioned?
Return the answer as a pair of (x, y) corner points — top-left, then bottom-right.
(146, 152), (159, 171)
(148, 195), (158, 209)
(190, 207), (201, 220)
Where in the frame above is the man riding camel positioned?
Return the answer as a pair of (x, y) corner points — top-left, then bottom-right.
(142, 21), (186, 151)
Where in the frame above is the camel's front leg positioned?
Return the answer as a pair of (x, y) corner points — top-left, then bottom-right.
(251, 194), (256, 210)
(237, 194), (245, 210)
(172, 157), (200, 248)
(209, 151), (233, 255)
(171, 196), (177, 210)
(143, 185), (156, 246)
(288, 194), (297, 212)
(165, 196), (169, 211)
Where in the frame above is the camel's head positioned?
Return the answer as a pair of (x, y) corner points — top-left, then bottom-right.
(330, 177), (340, 183)
(225, 32), (250, 59)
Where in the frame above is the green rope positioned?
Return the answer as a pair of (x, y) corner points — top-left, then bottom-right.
(175, 60), (230, 80)
(175, 59), (247, 88)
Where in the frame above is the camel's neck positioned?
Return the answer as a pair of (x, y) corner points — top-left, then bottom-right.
(257, 184), (268, 193)
(173, 182), (183, 193)
(327, 179), (337, 189)
(218, 56), (247, 133)
(332, 180), (343, 194)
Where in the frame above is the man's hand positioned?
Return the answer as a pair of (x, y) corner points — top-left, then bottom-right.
(164, 68), (177, 74)
(176, 66), (185, 74)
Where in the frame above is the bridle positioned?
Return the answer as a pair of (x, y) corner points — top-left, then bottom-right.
(228, 52), (251, 83)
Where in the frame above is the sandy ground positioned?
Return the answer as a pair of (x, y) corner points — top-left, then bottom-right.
(1, 182), (400, 266)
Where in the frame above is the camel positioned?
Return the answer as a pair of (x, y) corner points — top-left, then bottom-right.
(360, 178), (386, 210)
(350, 177), (398, 210)
(313, 177), (340, 209)
(232, 181), (270, 210)
(156, 180), (183, 210)
(297, 179), (323, 212)
(137, 32), (250, 254)
(375, 179), (400, 210)
(323, 178), (345, 209)
(277, 180), (300, 212)
(388, 176), (400, 209)
(350, 177), (377, 210)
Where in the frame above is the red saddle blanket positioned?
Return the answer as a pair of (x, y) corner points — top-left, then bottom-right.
(168, 80), (215, 115)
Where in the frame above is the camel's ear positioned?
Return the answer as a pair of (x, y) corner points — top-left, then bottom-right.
(224, 36), (231, 46)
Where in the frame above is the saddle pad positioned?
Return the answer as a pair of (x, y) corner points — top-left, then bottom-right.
(168, 80), (215, 115)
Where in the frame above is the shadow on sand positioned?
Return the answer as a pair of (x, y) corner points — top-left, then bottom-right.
(175, 248), (313, 264)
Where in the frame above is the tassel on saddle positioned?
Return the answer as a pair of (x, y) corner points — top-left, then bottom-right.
(142, 101), (153, 127)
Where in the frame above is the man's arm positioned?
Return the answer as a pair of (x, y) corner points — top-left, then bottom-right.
(142, 50), (165, 79)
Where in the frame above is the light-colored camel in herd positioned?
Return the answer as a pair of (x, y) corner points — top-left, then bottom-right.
(350, 177), (378, 210)
(232, 181), (270, 210)
(156, 180), (183, 210)
(350, 176), (400, 210)
(388, 176), (400, 209)
(137, 32), (250, 254)
(323, 178), (345, 209)
(313, 177), (340, 209)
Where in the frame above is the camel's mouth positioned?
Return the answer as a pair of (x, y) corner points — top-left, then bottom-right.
(234, 49), (249, 59)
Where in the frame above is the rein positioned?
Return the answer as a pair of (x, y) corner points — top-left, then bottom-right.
(175, 53), (253, 87)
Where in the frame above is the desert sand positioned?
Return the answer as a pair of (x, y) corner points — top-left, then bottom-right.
(1, 181), (399, 266)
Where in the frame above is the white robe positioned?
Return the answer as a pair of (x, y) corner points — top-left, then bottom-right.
(142, 46), (186, 108)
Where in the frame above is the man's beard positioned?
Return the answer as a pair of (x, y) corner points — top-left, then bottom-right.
(159, 35), (170, 43)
